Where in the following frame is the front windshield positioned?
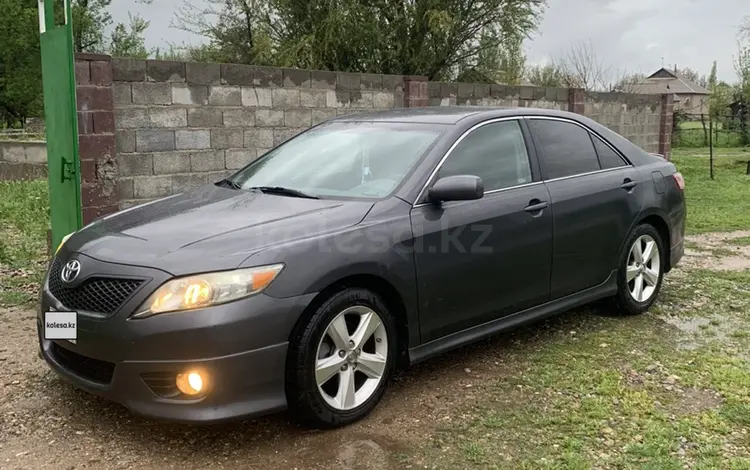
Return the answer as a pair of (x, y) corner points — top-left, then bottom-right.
(229, 122), (443, 199)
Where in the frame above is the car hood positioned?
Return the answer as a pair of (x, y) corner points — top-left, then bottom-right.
(67, 185), (374, 275)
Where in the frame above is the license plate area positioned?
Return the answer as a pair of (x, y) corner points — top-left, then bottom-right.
(44, 310), (77, 344)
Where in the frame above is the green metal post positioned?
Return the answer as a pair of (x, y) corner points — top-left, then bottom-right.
(39, 0), (83, 251)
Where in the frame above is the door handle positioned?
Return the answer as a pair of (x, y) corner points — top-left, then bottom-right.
(524, 200), (549, 213)
(621, 179), (638, 191)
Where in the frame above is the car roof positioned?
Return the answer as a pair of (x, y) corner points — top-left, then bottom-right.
(332, 106), (584, 125)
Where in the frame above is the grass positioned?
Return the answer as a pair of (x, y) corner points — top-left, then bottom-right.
(672, 149), (750, 234)
(403, 269), (750, 469)
(0, 180), (49, 307)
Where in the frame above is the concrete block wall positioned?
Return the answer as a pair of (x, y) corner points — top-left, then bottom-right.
(427, 82), (663, 154)
(112, 59), (406, 208)
(0, 140), (47, 180)
(428, 82), (570, 110)
(71, 56), (673, 214)
(583, 92), (662, 153)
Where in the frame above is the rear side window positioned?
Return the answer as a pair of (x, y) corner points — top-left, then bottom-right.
(591, 134), (627, 169)
(438, 120), (532, 191)
(528, 119), (600, 179)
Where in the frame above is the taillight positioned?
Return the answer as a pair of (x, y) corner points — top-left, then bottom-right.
(672, 172), (685, 191)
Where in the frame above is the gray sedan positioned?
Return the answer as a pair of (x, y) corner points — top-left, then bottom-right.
(38, 107), (686, 428)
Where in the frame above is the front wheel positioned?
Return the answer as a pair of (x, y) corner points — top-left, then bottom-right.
(612, 224), (665, 315)
(286, 288), (396, 428)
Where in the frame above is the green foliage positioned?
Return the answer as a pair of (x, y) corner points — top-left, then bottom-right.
(110, 14), (150, 59)
(611, 71), (647, 93)
(71, 0), (112, 53)
(174, 0), (546, 80)
(0, 0), (43, 127)
(525, 64), (565, 87)
(677, 66), (708, 88)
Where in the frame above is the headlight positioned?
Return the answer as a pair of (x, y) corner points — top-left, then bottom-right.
(55, 232), (74, 255)
(133, 264), (284, 318)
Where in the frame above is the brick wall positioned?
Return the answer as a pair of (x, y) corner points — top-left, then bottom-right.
(112, 59), (406, 208)
(76, 53), (118, 224)
(73, 56), (671, 213)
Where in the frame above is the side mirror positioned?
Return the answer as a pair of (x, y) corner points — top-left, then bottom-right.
(427, 175), (484, 203)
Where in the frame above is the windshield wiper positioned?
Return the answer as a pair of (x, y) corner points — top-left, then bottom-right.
(215, 178), (242, 190)
(249, 186), (319, 199)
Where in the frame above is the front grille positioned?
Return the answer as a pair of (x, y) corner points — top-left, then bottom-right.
(50, 342), (115, 385)
(141, 371), (181, 398)
(48, 258), (144, 315)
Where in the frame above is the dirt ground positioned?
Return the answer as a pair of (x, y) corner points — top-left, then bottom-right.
(1, 231), (748, 469)
(0, 296), (520, 470)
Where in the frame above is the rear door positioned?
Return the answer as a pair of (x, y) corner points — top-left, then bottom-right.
(526, 117), (641, 300)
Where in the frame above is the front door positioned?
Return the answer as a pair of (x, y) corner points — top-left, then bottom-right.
(410, 119), (553, 342)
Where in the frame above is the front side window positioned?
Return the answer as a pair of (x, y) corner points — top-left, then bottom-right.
(528, 119), (600, 179)
(438, 120), (532, 192)
(230, 122), (443, 199)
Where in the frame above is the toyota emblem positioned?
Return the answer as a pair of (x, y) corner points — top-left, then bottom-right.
(61, 259), (81, 284)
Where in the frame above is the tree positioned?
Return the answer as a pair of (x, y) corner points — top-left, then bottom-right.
(174, 0), (547, 80)
(553, 40), (610, 91)
(610, 70), (647, 93)
(0, 0), (42, 127)
(457, 31), (527, 84)
(707, 61), (730, 121)
(525, 64), (565, 87)
(71, 0), (112, 53)
(674, 66), (708, 88)
(734, 43), (750, 144)
(110, 14), (150, 58)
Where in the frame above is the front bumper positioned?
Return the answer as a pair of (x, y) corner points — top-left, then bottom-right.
(38, 252), (316, 423)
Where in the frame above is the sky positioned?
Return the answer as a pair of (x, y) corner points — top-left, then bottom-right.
(111, 0), (749, 83)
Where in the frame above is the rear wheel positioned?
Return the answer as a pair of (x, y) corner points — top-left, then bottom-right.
(613, 224), (665, 315)
(286, 288), (396, 428)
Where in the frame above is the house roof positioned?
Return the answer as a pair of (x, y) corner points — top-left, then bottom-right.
(636, 68), (710, 95)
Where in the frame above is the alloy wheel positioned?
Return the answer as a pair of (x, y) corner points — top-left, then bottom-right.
(315, 306), (388, 411)
(626, 234), (661, 302)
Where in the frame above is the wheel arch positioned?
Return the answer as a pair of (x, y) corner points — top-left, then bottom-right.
(288, 273), (412, 369)
(635, 212), (672, 272)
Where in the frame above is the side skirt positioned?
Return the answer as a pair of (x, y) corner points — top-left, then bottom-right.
(408, 270), (619, 365)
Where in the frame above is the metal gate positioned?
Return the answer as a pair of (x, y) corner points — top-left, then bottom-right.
(38, 0), (82, 250)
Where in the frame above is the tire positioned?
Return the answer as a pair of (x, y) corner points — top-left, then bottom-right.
(612, 223), (666, 315)
(285, 287), (396, 428)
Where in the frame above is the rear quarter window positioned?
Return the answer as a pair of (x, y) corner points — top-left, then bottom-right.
(591, 134), (628, 169)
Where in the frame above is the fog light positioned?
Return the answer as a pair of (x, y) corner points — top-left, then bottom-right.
(176, 370), (206, 396)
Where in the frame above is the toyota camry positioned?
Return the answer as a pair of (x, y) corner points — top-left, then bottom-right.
(38, 107), (685, 428)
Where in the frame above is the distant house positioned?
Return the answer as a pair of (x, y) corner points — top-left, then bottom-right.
(635, 68), (710, 115)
